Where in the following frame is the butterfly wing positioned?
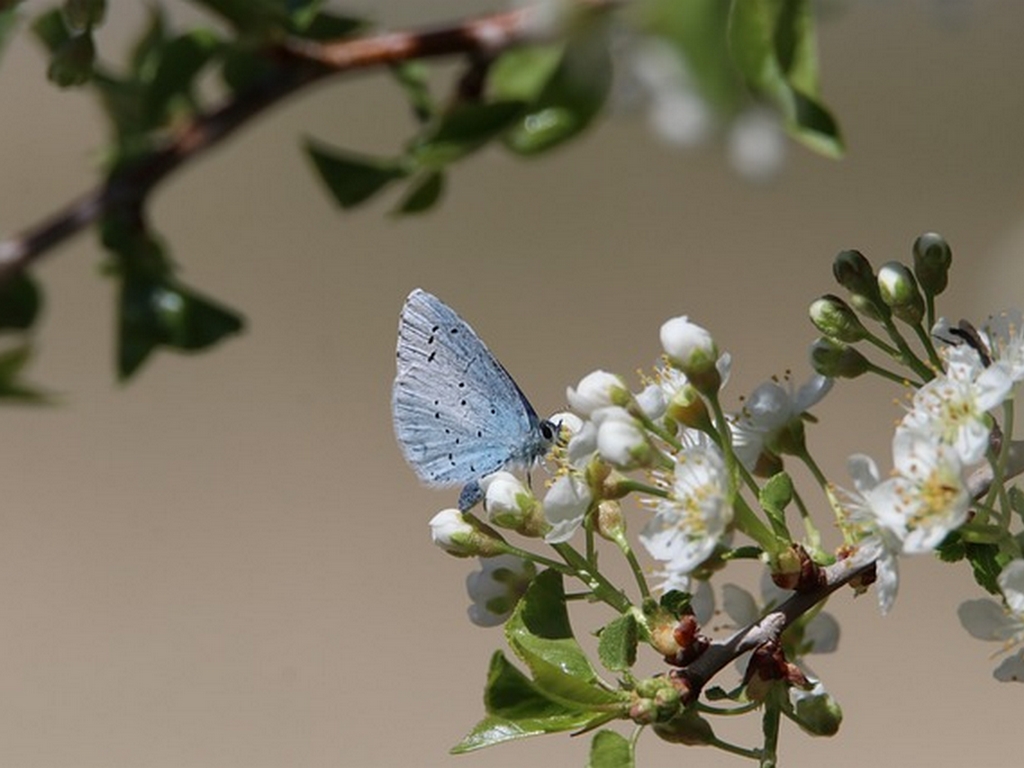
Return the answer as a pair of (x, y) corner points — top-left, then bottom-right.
(392, 289), (543, 487)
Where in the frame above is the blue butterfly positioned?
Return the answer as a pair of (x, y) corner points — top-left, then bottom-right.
(392, 289), (556, 510)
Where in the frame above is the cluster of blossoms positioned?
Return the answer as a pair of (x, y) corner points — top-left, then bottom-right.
(428, 235), (1024, 691)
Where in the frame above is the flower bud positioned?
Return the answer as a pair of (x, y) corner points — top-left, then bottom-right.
(595, 409), (655, 469)
(659, 316), (721, 395)
(809, 338), (870, 379)
(792, 682), (843, 736)
(912, 232), (952, 297)
(809, 294), (868, 343)
(652, 709), (715, 745)
(566, 370), (631, 416)
(832, 249), (889, 321)
(429, 509), (504, 557)
(877, 261), (925, 325)
(665, 384), (712, 432)
(480, 472), (542, 534)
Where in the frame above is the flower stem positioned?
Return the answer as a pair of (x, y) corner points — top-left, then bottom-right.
(552, 542), (632, 613)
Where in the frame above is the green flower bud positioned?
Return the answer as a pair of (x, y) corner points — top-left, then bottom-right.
(793, 685), (843, 736)
(877, 261), (925, 325)
(595, 500), (625, 542)
(652, 709), (715, 745)
(832, 249), (889, 321)
(912, 232), (952, 297)
(809, 294), (868, 343)
(809, 338), (870, 379)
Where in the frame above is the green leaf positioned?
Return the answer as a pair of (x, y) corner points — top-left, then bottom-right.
(412, 101), (526, 168)
(588, 730), (633, 768)
(597, 613), (638, 673)
(489, 45), (563, 102)
(658, 589), (692, 617)
(452, 653), (610, 754)
(220, 43), (276, 94)
(31, 9), (70, 54)
(963, 541), (1004, 596)
(390, 60), (434, 123)
(759, 471), (794, 538)
(118, 275), (244, 380)
(142, 29), (221, 125)
(505, 570), (623, 709)
(0, 342), (50, 403)
(305, 140), (409, 209)
(502, 17), (613, 155)
(394, 171), (444, 215)
(727, 0), (843, 157)
(0, 273), (42, 331)
(638, 0), (743, 112)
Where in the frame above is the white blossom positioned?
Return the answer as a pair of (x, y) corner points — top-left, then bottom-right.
(982, 309), (1024, 383)
(901, 343), (1011, 465)
(730, 374), (832, 471)
(465, 555), (536, 627)
(567, 370), (629, 416)
(543, 473), (592, 544)
(640, 438), (731, 576)
(429, 508), (476, 555)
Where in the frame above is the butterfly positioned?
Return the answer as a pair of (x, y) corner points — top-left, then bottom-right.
(392, 289), (556, 510)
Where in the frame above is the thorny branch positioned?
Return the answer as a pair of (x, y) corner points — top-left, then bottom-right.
(0, 1), (620, 285)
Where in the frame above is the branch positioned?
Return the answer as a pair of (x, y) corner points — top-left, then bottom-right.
(676, 440), (1024, 701)
(0, 1), (619, 285)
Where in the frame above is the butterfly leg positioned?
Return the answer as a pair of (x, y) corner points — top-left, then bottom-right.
(458, 481), (483, 511)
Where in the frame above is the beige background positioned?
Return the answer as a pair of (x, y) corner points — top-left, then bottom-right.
(1, 1), (1023, 766)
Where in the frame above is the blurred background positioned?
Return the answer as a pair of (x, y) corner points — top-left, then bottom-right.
(0, 1), (1022, 765)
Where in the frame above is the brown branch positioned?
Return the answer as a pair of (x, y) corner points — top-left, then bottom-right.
(0, 1), (620, 285)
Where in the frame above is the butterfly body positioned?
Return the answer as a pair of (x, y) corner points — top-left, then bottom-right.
(392, 289), (554, 506)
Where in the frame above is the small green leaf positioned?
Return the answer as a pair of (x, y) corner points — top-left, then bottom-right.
(412, 101), (525, 168)
(220, 43), (276, 94)
(390, 60), (434, 123)
(484, 651), (584, 721)
(119, 275), (244, 380)
(0, 342), (50, 403)
(502, 17), (613, 155)
(505, 570), (623, 709)
(588, 729), (633, 768)
(727, 0), (844, 157)
(31, 9), (71, 54)
(305, 140), (409, 209)
(658, 589), (692, 617)
(963, 541), (1004, 596)
(142, 29), (221, 124)
(394, 171), (444, 215)
(0, 273), (42, 331)
(597, 613), (638, 673)
(489, 45), (563, 102)
(453, 711), (608, 754)
(760, 471), (794, 538)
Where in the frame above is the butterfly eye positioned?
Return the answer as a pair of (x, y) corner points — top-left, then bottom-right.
(540, 421), (556, 443)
